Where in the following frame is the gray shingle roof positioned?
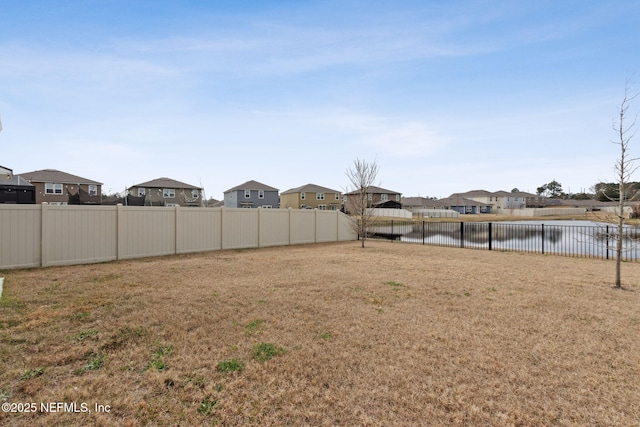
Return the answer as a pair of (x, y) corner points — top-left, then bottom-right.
(224, 180), (278, 193)
(345, 185), (400, 196)
(18, 169), (102, 185)
(129, 177), (201, 190)
(281, 183), (341, 195)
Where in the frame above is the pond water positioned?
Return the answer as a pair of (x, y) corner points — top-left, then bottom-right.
(372, 220), (640, 261)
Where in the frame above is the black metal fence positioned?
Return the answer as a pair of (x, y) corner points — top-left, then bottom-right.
(365, 220), (640, 262)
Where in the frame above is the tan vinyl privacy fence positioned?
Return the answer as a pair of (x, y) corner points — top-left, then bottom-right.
(0, 204), (356, 269)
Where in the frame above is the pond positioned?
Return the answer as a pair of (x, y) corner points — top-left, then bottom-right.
(369, 220), (640, 261)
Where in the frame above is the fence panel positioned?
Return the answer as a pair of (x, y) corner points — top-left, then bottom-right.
(291, 209), (317, 244)
(45, 205), (118, 266)
(222, 208), (259, 249)
(177, 207), (222, 253)
(316, 210), (339, 242)
(117, 206), (176, 259)
(259, 209), (290, 247)
(0, 205), (41, 268)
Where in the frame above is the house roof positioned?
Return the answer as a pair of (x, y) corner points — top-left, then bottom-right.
(18, 169), (102, 185)
(224, 180), (278, 193)
(345, 185), (400, 196)
(281, 183), (341, 195)
(449, 189), (495, 198)
(0, 176), (33, 187)
(401, 196), (435, 206)
(129, 177), (202, 190)
(437, 196), (491, 207)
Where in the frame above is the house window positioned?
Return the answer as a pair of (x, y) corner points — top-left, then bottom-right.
(258, 190), (264, 199)
(192, 190), (199, 199)
(260, 205), (272, 209)
(335, 193), (340, 200)
(300, 192), (306, 200)
(138, 188), (146, 197)
(45, 183), (63, 194)
(381, 194), (388, 201)
(395, 194), (400, 201)
(316, 192), (325, 200)
(318, 204), (326, 210)
(367, 194), (372, 201)
(244, 190), (251, 199)
(163, 189), (175, 198)
(88, 185), (97, 196)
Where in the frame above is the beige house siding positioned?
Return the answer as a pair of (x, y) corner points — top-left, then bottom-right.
(280, 184), (341, 210)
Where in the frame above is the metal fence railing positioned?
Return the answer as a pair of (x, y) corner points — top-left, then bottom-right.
(365, 220), (640, 262)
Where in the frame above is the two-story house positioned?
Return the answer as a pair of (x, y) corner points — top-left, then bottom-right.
(280, 184), (342, 210)
(344, 185), (402, 214)
(127, 177), (203, 207)
(224, 180), (279, 208)
(18, 169), (102, 205)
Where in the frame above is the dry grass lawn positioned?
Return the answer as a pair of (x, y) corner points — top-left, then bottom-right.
(1, 241), (639, 426)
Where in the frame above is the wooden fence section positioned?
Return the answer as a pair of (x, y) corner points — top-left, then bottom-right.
(0, 204), (356, 269)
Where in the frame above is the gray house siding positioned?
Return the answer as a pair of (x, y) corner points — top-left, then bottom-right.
(224, 190), (279, 208)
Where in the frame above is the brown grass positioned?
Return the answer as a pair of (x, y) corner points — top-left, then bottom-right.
(1, 241), (639, 426)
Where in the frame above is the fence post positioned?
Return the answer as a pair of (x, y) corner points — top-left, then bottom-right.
(541, 224), (545, 255)
(41, 202), (49, 267)
(460, 221), (464, 248)
(220, 207), (225, 250)
(422, 221), (425, 245)
(289, 208), (293, 245)
(606, 225), (609, 260)
(488, 222), (492, 251)
(175, 205), (181, 254)
(116, 203), (123, 260)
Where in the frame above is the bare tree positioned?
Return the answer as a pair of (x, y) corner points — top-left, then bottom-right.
(345, 158), (380, 248)
(611, 80), (639, 288)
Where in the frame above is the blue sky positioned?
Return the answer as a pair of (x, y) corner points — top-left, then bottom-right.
(1, 1), (639, 200)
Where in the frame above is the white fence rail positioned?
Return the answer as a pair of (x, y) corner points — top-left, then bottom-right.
(0, 204), (356, 269)
(366, 208), (413, 219)
(510, 208), (587, 217)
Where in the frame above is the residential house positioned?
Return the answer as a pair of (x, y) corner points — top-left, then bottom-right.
(224, 180), (279, 208)
(344, 185), (402, 214)
(18, 169), (102, 205)
(401, 196), (437, 212)
(1, 165), (35, 204)
(437, 196), (491, 214)
(127, 177), (203, 207)
(449, 189), (553, 212)
(280, 184), (341, 210)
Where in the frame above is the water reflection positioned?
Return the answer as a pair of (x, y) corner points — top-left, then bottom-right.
(368, 220), (640, 260)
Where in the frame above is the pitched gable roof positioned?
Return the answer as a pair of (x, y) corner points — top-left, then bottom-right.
(281, 183), (341, 195)
(345, 185), (401, 196)
(449, 189), (496, 198)
(224, 180), (278, 193)
(129, 177), (201, 190)
(18, 169), (102, 185)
